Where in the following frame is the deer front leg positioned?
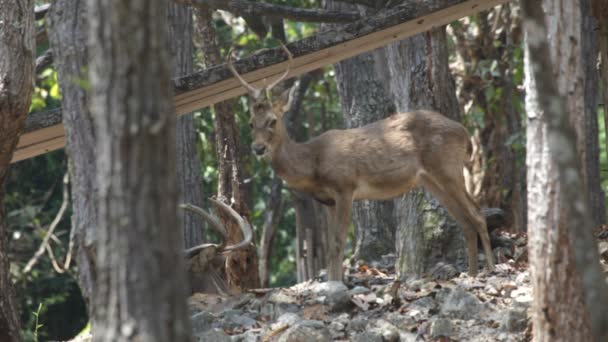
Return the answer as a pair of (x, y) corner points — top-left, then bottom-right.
(326, 192), (353, 282)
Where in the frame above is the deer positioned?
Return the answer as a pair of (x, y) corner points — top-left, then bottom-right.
(227, 44), (495, 282)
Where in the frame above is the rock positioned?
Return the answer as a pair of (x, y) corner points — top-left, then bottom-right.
(277, 320), (331, 342)
(440, 287), (484, 320)
(429, 262), (460, 280)
(226, 313), (258, 329)
(191, 310), (216, 335)
(515, 271), (530, 284)
(275, 302), (301, 318)
(352, 331), (382, 342)
(370, 319), (400, 342)
(328, 321), (346, 339)
(406, 279), (425, 291)
(230, 330), (259, 342)
(482, 207), (506, 231)
(310, 281), (351, 312)
(410, 296), (438, 313)
(269, 290), (298, 305)
(349, 286), (371, 296)
(399, 331), (418, 342)
(195, 328), (231, 342)
(276, 312), (302, 326)
(430, 318), (453, 338)
(501, 308), (528, 332)
(349, 317), (368, 331)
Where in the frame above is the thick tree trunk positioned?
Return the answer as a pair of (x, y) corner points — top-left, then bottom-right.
(523, 0), (608, 341)
(47, 0), (97, 308)
(169, 3), (206, 249)
(87, 1), (191, 341)
(0, 1), (35, 341)
(194, 7), (260, 289)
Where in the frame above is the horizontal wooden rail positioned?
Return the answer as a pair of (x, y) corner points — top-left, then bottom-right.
(12, 0), (509, 163)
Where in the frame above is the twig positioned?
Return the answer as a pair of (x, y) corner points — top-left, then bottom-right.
(22, 173), (70, 274)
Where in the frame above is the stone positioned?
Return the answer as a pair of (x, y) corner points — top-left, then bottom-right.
(191, 310), (216, 335)
(349, 317), (368, 331)
(277, 320), (331, 342)
(370, 319), (400, 342)
(430, 318), (452, 338)
(352, 331), (382, 342)
(500, 308), (528, 332)
(515, 271), (530, 284)
(349, 286), (371, 296)
(269, 291), (298, 305)
(230, 330), (259, 342)
(310, 281), (351, 312)
(429, 262), (460, 280)
(276, 313), (301, 327)
(275, 302), (301, 318)
(440, 287), (484, 320)
(195, 328), (231, 342)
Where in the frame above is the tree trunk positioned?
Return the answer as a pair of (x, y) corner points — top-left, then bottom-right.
(0, 0), (35, 341)
(194, 7), (260, 289)
(87, 0), (191, 340)
(259, 175), (283, 287)
(47, 0), (97, 308)
(595, 1), (608, 173)
(169, 3), (206, 249)
(523, 0), (608, 340)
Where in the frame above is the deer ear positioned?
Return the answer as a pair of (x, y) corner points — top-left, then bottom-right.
(274, 87), (293, 115)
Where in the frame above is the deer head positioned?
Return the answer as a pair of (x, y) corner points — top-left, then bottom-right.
(227, 44), (293, 160)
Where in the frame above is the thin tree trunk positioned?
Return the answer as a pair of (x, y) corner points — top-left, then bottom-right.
(47, 0), (97, 308)
(194, 6), (260, 289)
(169, 3), (206, 249)
(593, 1), (608, 194)
(0, 1), (35, 341)
(523, 0), (608, 340)
(87, 0), (191, 340)
(259, 176), (283, 287)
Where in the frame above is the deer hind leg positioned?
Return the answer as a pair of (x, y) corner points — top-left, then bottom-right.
(419, 171), (494, 275)
(325, 192), (353, 282)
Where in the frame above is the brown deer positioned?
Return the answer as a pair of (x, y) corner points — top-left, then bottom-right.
(227, 45), (495, 281)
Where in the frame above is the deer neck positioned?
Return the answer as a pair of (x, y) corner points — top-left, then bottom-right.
(270, 134), (315, 186)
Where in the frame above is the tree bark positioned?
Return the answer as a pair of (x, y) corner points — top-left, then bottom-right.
(523, 0), (608, 340)
(47, 0), (97, 308)
(0, 0), (35, 341)
(259, 176), (283, 287)
(87, 0), (191, 341)
(168, 2), (206, 249)
(194, 6), (260, 289)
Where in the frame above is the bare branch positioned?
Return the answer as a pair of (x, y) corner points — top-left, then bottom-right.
(174, 0), (362, 23)
(22, 173), (70, 274)
(35, 49), (53, 74)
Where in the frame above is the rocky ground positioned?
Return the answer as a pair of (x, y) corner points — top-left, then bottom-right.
(189, 230), (532, 342)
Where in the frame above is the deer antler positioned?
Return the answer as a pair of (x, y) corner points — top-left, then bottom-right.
(180, 199), (253, 258)
(227, 43), (294, 100)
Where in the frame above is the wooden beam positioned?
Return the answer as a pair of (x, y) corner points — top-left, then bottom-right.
(13, 0), (510, 163)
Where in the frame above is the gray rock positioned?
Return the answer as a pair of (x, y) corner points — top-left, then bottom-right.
(429, 262), (460, 280)
(195, 328), (231, 342)
(191, 310), (216, 335)
(430, 318), (452, 338)
(230, 330), (259, 342)
(310, 281), (351, 312)
(501, 308), (528, 332)
(225, 314), (257, 329)
(269, 291), (298, 305)
(275, 302), (301, 318)
(410, 296), (438, 313)
(440, 287), (484, 320)
(349, 317), (368, 331)
(329, 321), (346, 339)
(352, 331), (382, 342)
(349, 286), (371, 296)
(370, 319), (400, 342)
(399, 331), (418, 342)
(277, 320), (331, 342)
(276, 313), (301, 326)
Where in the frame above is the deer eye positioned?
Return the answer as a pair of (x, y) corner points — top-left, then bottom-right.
(268, 118), (277, 128)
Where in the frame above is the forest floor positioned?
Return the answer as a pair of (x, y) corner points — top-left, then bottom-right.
(189, 229), (535, 342)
